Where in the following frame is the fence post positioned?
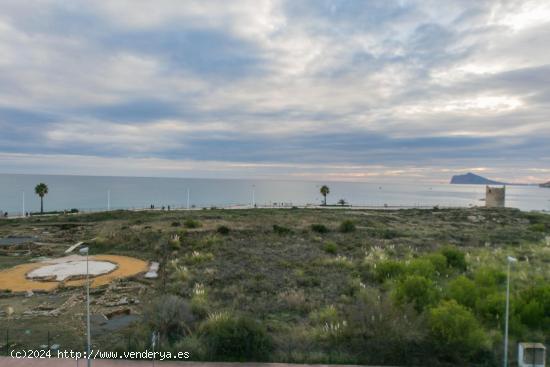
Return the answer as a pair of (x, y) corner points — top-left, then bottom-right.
(6, 329), (8, 356)
(47, 330), (50, 350)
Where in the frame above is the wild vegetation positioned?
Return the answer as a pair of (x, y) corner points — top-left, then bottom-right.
(0, 207), (549, 365)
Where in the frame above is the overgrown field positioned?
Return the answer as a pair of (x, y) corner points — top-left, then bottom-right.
(1, 208), (549, 366)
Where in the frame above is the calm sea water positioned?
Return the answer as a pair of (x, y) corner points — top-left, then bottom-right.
(0, 173), (549, 215)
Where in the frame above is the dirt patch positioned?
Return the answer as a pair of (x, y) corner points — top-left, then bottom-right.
(0, 255), (148, 292)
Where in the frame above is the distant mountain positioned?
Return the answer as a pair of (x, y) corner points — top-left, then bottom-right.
(540, 181), (550, 188)
(450, 172), (506, 185)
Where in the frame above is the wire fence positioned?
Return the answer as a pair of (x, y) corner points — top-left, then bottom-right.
(1, 327), (84, 356)
(0, 326), (160, 358)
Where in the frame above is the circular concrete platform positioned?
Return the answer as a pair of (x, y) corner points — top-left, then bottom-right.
(27, 260), (117, 281)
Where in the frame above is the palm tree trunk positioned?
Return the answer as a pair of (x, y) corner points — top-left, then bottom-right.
(40, 196), (43, 214)
(323, 194), (327, 206)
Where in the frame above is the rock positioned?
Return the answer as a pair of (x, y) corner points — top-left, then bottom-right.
(25, 290), (34, 297)
(22, 309), (60, 317)
(145, 261), (159, 279)
(467, 215), (484, 223)
(105, 308), (131, 319)
(36, 305), (56, 311)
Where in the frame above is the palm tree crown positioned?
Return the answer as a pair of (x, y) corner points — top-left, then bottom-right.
(35, 183), (49, 214)
(320, 185), (330, 206)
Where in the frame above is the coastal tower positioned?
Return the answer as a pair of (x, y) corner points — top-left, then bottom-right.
(485, 186), (505, 208)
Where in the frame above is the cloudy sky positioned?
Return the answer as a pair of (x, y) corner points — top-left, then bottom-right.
(1, 0), (549, 183)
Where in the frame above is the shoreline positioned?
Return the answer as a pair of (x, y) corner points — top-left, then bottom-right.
(3, 203), (547, 221)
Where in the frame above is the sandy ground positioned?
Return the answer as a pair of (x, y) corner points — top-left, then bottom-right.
(0, 358), (374, 367)
(0, 255), (149, 292)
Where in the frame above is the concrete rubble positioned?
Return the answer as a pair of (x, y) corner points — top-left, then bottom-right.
(144, 261), (159, 278)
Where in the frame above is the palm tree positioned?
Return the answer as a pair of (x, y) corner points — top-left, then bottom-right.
(35, 183), (48, 214)
(320, 185), (330, 206)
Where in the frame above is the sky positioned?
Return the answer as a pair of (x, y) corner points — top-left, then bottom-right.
(0, 0), (549, 183)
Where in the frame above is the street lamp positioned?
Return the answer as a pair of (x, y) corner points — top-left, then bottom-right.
(503, 255), (517, 367)
(79, 247), (91, 367)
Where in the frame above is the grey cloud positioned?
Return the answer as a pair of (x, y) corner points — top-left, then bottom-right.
(0, 0), (548, 182)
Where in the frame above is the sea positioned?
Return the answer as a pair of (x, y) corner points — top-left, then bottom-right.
(0, 173), (549, 216)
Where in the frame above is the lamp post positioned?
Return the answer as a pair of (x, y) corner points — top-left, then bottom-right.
(79, 247), (91, 367)
(151, 331), (159, 367)
(252, 185), (256, 208)
(503, 255), (517, 367)
(6, 306), (13, 356)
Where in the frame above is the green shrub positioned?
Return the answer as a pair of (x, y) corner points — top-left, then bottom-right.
(144, 295), (194, 342)
(168, 260), (189, 282)
(191, 295), (210, 319)
(200, 234), (221, 247)
(516, 284), (550, 329)
(322, 255), (353, 269)
(344, 289), (428, 365)
(368, 227), (401, 239)
(273, 224), (292, 235)
(475, 291), (505, 323)
(447, 275), (478, 309)
(394, 275), (440, 312)
(171, 221), (181, 227)
(173, 335), (206, 360)
(528, 223), (546, 232)
(518, 299), (545, 328)
(424, 253), (448, 274)
(185, 251), (214, 264)
(374, 260), (405, 282)
(184, 219), (201, 229)
(217, 225), (230, 235)
(311, 224), (329, 233)
(339, 220), (356, 233)
(473, 268), (506, 288)
(440, 246), (467, 271)
(310, 305), (339, 324)
(323, 241), (337, 254)
(200, 314), (272, 361)
(429, 300), (490, 361)
(168, 235), (182, 250)
(278, 289), (310, 313)
(406, 258), (437, 278)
